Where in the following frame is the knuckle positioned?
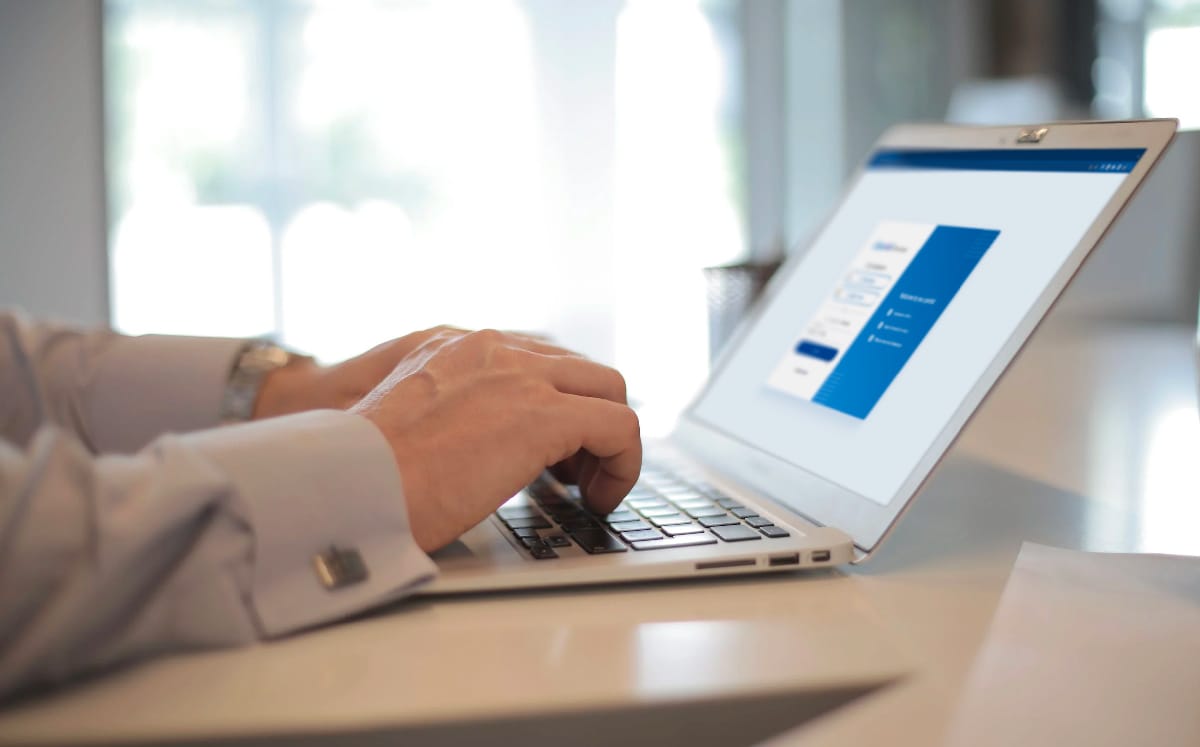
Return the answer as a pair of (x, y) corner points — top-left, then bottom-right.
(616, 406), (640, 439)
(608, 368), (629, 402)
(463, 328), (504, 358)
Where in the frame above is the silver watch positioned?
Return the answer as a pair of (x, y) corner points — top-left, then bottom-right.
(220, 340), (309, 423)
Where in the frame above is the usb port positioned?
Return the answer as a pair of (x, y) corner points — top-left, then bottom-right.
(768, 553), (800, 567)
(811, 549), (831, 563)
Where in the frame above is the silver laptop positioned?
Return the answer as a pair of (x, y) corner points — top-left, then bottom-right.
(425, 119), (1177, 594)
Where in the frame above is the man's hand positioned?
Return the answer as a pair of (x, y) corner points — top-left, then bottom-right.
(252, 326), (468, 419)
(350, 329), (641, 553)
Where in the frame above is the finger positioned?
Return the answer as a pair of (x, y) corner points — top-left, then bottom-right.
(549, 451), (584, 484)
(551, 395), (642, 513)
(503, 329), (556, 344)
(519, 351), (627, 405)
(575, 451), (600, 501)
(501, 336), (585, 360)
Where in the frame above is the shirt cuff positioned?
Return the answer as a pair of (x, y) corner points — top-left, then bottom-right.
(85, 334), (247, 453)
(179, 409), (438, 637)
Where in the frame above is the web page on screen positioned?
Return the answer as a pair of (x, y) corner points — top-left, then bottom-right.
(691, 148), (1143, 506)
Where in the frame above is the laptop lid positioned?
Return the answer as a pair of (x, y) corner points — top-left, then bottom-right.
(673, 120), (1177, 558)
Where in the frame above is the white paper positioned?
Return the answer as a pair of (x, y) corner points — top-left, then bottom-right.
(945, 542), (1200, 746)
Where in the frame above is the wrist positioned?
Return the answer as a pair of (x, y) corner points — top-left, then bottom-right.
(219, 340), (315, 422)
(253, 356), (322, 419)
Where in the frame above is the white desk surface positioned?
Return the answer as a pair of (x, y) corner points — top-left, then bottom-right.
(772, 320), (1200, 746)
(1, 321), (1197, 746)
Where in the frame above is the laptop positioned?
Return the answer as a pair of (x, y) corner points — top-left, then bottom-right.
(424, 119), (1177, 594)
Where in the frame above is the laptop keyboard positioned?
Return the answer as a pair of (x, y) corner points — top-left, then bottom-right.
(493, 461), (790, 559)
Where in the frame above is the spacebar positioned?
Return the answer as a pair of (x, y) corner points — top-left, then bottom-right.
(630, 534), (719, 551)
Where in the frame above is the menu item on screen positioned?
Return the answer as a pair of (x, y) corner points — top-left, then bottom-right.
(767, 220), (1000, 419)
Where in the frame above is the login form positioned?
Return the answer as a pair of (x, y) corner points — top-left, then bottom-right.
(691, 146), (1143, 505)
(768, 221), (999, 419)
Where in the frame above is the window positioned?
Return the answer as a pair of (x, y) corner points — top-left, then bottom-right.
(1095, 0), (1200, 128)
(1142, 0), (1200, 127)
(106, 0), (744, 428)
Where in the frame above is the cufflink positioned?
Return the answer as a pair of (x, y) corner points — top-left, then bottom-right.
(313, 545), (369, 590)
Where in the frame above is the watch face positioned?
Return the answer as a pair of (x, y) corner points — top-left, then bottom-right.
(221, 342), (293, 422)
(249, 343), (293, 371)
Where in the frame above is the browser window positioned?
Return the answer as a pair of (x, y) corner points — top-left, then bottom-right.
(691, 148), (1144, 506)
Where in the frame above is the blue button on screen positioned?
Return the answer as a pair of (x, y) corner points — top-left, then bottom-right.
(796, 340), (839, 361)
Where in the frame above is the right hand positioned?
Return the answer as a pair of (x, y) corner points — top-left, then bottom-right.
(350, 329), (641, 552)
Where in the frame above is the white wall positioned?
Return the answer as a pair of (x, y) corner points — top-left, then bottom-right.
(0, 0), (108, 326)
(1057, 130), (1200, 324)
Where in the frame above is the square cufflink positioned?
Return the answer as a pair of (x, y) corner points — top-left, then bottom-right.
(313, 545), (369, 590)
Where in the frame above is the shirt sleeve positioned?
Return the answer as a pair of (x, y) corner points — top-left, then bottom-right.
(0, 410), (438, 701)
(0, 307), (247, 453)
(0, 310), (439, 700)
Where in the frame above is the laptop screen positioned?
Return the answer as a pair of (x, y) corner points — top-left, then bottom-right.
(690, 147), (1145, 507)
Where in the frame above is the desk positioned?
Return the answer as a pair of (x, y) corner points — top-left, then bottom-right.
(1, 322), (1197, 746)
(772, 320), (1200, 745)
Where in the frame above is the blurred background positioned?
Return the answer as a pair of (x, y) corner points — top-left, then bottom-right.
(1, 0), (1198, 430)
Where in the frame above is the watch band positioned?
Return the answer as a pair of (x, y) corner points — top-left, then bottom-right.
(220, 340), (308, 423)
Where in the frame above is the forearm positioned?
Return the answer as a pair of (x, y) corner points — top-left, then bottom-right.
(0, 410), (437, 701)
(0, 309), (247, 453)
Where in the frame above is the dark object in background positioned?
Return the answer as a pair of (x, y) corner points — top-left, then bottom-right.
(703, 260), (782, 364)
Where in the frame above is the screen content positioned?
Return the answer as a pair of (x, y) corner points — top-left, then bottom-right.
(691, 147), (1143, 505)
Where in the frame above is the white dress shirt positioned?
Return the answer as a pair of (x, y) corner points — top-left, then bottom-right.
(0, 310), (438, 700)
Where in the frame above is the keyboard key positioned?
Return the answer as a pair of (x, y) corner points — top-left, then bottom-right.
(648, 513), (692, 527)
(609, 519), (652, 533)
(534, 492), (566, 507)
(628, 497), (668, 510)
(759, 525), (790, 538)
(716, 498), (745, 509)
(711, 524), (762, 542)
(543, 504), (584, 519)
(673, 498), (714, 510)
(497, 506), (542, 520)
(510, 526), (542, 539)
(745, 516), (773, 528)
(559, 517), (601, 532)
(527, 480), (563, 503)
(639, 506), (680, 518)
(567, 528), (628, 554)
(543, 534), (572, 547)
(621, 528), (665, 542)
(603, 510), (640, 524)
(528, 543), (559, 560)
(698, 514), (740, 528)
(685, 506), (728, 519)
(731, 507), (759, 519)
(661, 522), (707, 536)
(631, 534), (719, 551)
(504, 516), (552, 530)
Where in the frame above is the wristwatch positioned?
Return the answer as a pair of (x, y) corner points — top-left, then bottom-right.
(220, 340), (310, 423)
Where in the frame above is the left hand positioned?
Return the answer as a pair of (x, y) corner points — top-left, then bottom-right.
(251, 326), (471, 419)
